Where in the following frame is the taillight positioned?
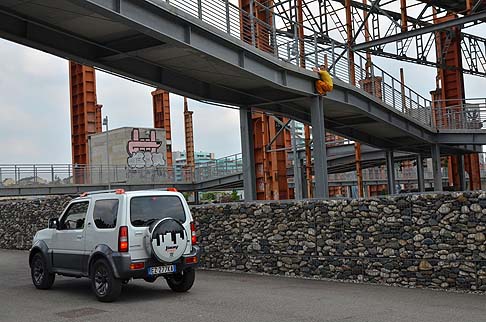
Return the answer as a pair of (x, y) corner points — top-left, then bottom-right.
(118, 226), (128, 252)
(130, 262), (145, 270)
(190, 222), (197, 245)
(185, 256), (198, 264)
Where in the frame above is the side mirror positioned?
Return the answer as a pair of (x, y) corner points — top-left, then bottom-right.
(48, 218), (59, 230)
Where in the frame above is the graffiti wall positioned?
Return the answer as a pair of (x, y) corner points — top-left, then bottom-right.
(88, 127), (167, 169)
(127, 129), (166, 168)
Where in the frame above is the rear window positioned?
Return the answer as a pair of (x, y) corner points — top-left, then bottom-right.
(130, 195), (186, 227)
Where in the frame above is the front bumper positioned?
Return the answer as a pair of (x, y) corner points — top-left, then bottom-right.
(113, 246), (201, 280)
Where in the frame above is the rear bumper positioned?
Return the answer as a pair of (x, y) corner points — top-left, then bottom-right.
(114, 246), (201, 280)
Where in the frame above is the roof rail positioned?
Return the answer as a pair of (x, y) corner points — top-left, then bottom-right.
(80, 189), (125, 197)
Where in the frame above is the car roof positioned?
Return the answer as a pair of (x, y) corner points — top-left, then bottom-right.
(74, 190), (182, 201)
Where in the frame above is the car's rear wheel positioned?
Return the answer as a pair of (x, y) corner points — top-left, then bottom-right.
(166, 268), (195, 292)
(31, 253), (55, 289)
(91, 258), (122, 302)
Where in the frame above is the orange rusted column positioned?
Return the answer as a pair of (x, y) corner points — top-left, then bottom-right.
(239, 0), (291, 200)
(400, 0), (408, 32)
(465, 154), (481, 190)
(183, 97), (195, 171)
(69, 61), (102, 183)
(434, 13), (469, 191)
(346, 0), (363, 198)
(152, 89), (172, 167)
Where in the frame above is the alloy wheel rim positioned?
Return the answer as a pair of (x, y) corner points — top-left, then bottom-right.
(94, 266), (109, 296)
(33, 258), (44, 285)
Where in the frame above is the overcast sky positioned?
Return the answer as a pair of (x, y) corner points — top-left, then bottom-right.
(0, 39), (241, 164)
(0, 28), (484, 164)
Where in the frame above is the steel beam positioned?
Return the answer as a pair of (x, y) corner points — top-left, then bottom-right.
(353, 11), (486, 51)
(385, 149), (396, 194)
(431, 144), (443, 191)
(416, 154), (425, 192)
(311, 96), (329, 198)
(240, 108), (257, 201)
(457, 154), (467, 191)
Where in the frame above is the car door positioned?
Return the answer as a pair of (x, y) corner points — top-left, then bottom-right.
(51, 201), (90, 272)
(83, 197), (121, 273)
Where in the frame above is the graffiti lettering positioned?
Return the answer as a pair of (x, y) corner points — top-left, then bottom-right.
(127, 129), (166, 168)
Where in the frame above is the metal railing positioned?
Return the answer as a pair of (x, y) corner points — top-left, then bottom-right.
(0, 154), (244, 188)
(432, 98), (486, 130)
(154, 0), (442, 129)
(194, 153), (243, 182)
(328, 166), (451, 183)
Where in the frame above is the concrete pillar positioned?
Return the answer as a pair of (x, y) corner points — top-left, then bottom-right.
(386, 149), (396, 195)
(416, 154), (425, 192)
(431, 144), (443, 192)
(291, 121), (303, 200)
(457, 154), (466, 191)
(240, 108), (256, 201)
(310, 96), (329, 198)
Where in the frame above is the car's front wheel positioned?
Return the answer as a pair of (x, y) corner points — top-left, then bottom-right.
(91, 258), (122, 302)
(166, 268), (195, 292)
(31, 253), (55, 289)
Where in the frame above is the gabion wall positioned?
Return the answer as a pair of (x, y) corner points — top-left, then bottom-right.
(2, 192), (486, 291)
(193, 192), (486, 291)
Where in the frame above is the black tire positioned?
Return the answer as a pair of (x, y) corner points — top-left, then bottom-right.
(166, 268), (195, 292)
(90, 258), (122, 302)
(30, 253), (55, 290)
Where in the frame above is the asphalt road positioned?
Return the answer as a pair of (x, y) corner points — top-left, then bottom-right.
(1, 249), (485, 322)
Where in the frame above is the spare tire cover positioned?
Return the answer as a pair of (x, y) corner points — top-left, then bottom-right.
(150, 218), (187, 263)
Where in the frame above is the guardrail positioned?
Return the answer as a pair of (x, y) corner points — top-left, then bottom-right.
(0, 153), (244, 188)
(328, 166), (452, 183)
(432, 99), (486, 130)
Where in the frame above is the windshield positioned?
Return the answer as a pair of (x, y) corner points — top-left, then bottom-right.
(130, 195), (186, 227)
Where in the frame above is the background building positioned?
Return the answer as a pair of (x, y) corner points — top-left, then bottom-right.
(88, 127), (169, 184)
(173, 151), (215, 181)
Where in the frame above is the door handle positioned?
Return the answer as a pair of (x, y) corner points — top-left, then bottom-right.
(76, 235), (83, 240)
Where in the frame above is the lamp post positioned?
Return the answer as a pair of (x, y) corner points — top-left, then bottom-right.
(102, 116), (111, 189)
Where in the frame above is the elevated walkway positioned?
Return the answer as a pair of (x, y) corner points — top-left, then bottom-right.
(0, 0), (484, 153)
(0, 0), (485, 197)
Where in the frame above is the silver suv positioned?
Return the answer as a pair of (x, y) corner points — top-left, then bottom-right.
(29, 189), (201, 302)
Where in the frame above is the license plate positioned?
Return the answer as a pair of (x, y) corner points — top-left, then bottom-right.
(148, 265), (176, 276)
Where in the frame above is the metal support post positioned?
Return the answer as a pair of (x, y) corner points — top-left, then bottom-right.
(103, 116), (111, 189)
(225, 0), (230, 34)
(197, 0), (202, 19)
(272, 13), (277, 56)
(291, 121), (303, 200)
(457, 154), (466, 191)
(249, 0), (256, 47)
(416, 154), (425, 192)
(310, 96), (329, 199)
(386, 149), (396, 195)
(240, 108), (256, 201)
(431, 144), (443, 191)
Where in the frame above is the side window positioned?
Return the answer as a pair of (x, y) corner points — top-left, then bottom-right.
(59, 202), (89, 230)
(93, 199), (119, 229)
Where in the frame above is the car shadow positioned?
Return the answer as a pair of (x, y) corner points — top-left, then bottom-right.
(51, 278), (188, 303)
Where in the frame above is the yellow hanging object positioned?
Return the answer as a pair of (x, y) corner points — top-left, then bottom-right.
(315, 70), (333, 95)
